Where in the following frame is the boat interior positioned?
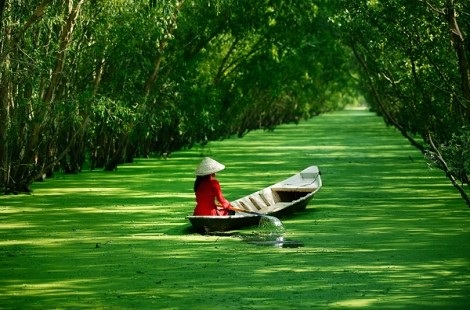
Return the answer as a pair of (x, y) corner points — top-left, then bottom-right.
(231, 166), (321, 214)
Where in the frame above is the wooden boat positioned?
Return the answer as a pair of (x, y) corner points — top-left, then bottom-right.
(186, 166), (322, 233)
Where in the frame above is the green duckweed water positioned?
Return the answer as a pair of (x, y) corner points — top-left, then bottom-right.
(1, 108), (469, 309)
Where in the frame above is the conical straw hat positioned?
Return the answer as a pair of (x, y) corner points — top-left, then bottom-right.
(194, 157), (225, 176)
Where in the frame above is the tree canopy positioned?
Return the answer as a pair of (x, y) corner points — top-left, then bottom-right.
(0, 0), (354, 193)
(1, 0), (469, 206)
(333, 0), (470, 205)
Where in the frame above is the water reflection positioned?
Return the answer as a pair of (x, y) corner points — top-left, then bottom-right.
(242, 233), (304, 248)
(205, 215), (304, 247)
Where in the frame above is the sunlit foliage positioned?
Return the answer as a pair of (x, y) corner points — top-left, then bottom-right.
(333, 0), (470, 206)
(0, 0), (354, 193)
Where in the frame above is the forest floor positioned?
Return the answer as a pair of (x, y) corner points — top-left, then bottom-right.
(1, 108), (469, 309)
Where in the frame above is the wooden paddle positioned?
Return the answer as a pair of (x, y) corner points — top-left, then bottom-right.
(228, 205), (284, 228)
(215, 204), (263, 216)
(220, 204), (274, 219)
(228, 205), (268, 217)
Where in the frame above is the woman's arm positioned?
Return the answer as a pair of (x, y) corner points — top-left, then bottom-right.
(211, 179), (231, 209)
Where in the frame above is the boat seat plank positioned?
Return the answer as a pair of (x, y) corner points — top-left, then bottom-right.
(231, 201), (248, 211)
(249, 194), (266, 210)
(259, 188), (275, 206)
(271, 190), (281, 203)
(238, 197), (258, 211)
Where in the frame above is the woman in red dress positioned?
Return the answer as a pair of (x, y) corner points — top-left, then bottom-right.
(193, 157), (234, 216)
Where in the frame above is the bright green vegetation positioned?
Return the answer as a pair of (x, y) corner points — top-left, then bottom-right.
(1, 1), (354, 193)
(3, 1), (469, 206)
(1, 109), (469, 309)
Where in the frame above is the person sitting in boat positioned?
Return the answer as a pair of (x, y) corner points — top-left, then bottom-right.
(193, 157), (235, 216)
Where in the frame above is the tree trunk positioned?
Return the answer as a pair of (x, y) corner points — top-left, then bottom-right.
(104, 133), (129, 171)
(0, 55), (10, 191)
(43, 0), (85, 104)
(446, 0), (470, 117)
(143, 0), (184, 98)
(428, 133), (470, 208)
(2, 0), (86, 194)
(143, 40), (166, 98)
(0, 0), (53, 193)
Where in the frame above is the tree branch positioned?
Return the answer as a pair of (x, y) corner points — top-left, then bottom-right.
(427, 132), (470, 207)
(445, 0), (470, 116)
(0, 0), (52, 65)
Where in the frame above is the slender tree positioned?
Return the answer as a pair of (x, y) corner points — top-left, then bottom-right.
(1, 0), (357, 194)
(336, 0), (470, 206)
